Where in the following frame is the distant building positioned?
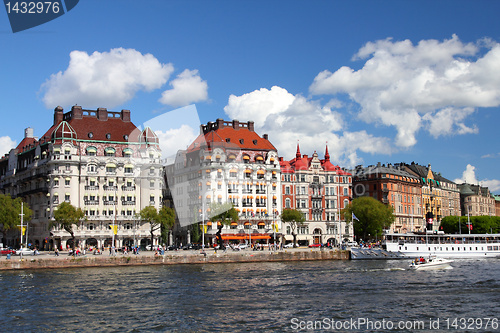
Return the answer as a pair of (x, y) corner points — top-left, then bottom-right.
(0, 106), (163, 250)
(169, 119), (281, 246)
(493, 195), (500, 217)
(351, 163), (423, 233)
(279, 144), (353, 246)
(458, 183), (495, 217)
(400, 163), (461, 230)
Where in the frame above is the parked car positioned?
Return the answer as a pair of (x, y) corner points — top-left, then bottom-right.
(308, 243), (322, 248)
(236, 243), (249, 250)
(167, 245), (179, 251)
(284, 243), (294, 248)
(15, 248), (34, 256)
(1, 248), (15, 255)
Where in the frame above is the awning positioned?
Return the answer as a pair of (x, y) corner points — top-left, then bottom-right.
(228, 154), (236, 159)
(257, 170), (265, 174)
(258, 222), (265, 226)
(86, 146), (97, 153)
(244, 169), (252, 173)
(256, 156), (264, 161)
(216, 155), (221, 159)
(106, 163), (116, 168)
(206, 169), (210, 173)
(205, 155), (212, 160)
(229, 169), (237, 173)
(230, 222), (237, 226)
(221, 234), (271, 240)
(124, 164), (134, 168)
(243, 155), (250, 160)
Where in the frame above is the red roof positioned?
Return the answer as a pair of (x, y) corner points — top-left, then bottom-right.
(187, 120), (276, 153)
(279, 144), (351, 175)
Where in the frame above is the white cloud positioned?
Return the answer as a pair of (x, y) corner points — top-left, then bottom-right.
(224, 86), (392, 166)
(0, 136), (16, 157)
(159, 69), (209, 107)
(155, 125), (198, 161)
(454, 164), (500, 193)
(310, 35), (500, 148)
(41, 48), (174, 108)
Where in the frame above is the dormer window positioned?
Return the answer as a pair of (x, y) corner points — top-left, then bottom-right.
(253, 140), (257, 145)
(105, 147), (116, 157)
(106, 133), (111, 139)
(88, 132), (93, 138)
(226, 138), (230, 143)
(239, 139), (244, 144)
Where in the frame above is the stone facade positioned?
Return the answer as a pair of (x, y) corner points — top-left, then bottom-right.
(0, 106), (163, 250)
(279, 145), (353, 246)
(459, 183), (495, 217)
(168, 119), (281, 246)
(351, 163), (424, 233)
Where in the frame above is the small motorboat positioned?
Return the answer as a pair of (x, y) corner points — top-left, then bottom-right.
(409, 256), (453, 270)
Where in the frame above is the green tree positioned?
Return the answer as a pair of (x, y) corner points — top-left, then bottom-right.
(51, 202), (85, 252)
(208, 202), (239, 225)
(139, 206), (176, 248)
(0, 194), (33, 246)
(281, 209), (305, 248)
(440, 215), (500, 234)
(342, 197), (394, 242)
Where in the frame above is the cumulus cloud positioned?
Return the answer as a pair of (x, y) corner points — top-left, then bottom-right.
(155, 124), (198, 161)
(454, 164), (500, 193)
(0, 136), (16, 157)
(310, 35), (500, 148)
(224, 86), (392, 166)
(159, 69), (209, 107)
(41, 48), (174, 108)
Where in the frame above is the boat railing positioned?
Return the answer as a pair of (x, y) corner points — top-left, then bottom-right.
(387, 238), (499, 245)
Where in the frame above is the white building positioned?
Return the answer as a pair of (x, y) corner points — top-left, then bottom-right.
(168, 119), (282, 246)
(0, 106), (163, 250)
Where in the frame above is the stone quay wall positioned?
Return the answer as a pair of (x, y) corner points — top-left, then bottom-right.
(0, 249), (349, 271)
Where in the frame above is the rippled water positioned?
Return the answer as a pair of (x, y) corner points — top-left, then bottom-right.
(1, 259), (499, 332)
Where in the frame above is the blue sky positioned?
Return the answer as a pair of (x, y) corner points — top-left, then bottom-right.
(1, 0), (500, 192)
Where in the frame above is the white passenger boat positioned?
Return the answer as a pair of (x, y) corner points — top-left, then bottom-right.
(383, 231), (500, 258)
(409, 256), (453, 270)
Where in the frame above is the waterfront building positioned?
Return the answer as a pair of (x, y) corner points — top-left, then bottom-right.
(0, 106), (163, 250)
(494, 195), (500, 217)
(458, 183), (496, 217)
(351, 163), (424, 233)
(279, 144), (353, 246)
(168, 119), (281, 246)
(399, 163), (458, 231)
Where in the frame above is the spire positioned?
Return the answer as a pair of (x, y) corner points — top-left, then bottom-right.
(325, 144), (330, 161)
(296, 141), (301, 159)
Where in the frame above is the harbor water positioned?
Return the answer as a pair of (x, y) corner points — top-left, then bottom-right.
(1, 258), (500, 332)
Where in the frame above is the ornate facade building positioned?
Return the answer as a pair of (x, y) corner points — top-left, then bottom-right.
(0, 106), (163, 250)
(279, 145), (353, 246)
(351, 163), (424, 233)
(458, 183), (495, 217)
(401, 163), (461, 230)
(169, 119), (281, 246)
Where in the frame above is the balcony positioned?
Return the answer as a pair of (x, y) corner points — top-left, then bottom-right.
(121, 185), (136, 191)
(122, 200), (136, 205)
(103, 200), (117, 205)
(85, 185), (99, 191)
(104, 185), (118, 191)
(84, 200), (99, 205)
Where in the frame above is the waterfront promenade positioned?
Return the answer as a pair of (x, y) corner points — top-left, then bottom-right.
(0, 247), (349, 270)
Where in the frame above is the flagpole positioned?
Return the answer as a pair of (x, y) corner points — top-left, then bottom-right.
(19, 202), (24, 248)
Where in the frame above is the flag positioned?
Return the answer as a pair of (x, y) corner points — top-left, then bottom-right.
(21, 226), (27, 235)
(352, 212), (359, 221)
(200, 224), (208, 233)
(110, 225), (118, 235)
(273, 222), (279, 233)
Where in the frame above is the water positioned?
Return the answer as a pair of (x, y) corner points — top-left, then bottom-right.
(1, 259), (500, 332)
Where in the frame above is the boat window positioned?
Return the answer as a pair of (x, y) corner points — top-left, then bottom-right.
(488, 246), (492, 251)
(494, 246), (499, 251)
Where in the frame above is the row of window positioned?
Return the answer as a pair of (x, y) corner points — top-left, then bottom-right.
(283, 174), (351, 183)
(283, 186), (349, 196)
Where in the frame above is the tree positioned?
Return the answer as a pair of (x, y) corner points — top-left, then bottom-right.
(440, 215), (500, 234)
(0, 194), (33, 246)
(51, 202), (85, 252)
(208, 202), (239, 225)
(281, 209), (305, 248)
(139, 206), (176, 248)
(342, 197), (394, 242)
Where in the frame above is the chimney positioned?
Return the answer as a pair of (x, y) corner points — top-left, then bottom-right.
(263, 134), (268, 140)
(71, 105), (83, 119)
(24, 127), (34, 138)
(54, 106), (64, 125)
(247, 121), (254, 132)
(97, 107), (108, 121)
(216, 118), (224, 129)
(121, 109), (131, 122)
(232, 119), (239, 130)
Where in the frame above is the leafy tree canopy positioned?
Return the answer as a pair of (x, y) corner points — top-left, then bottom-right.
(281, 208), (305, 247)
(0, 194), (33, 231)
(440, 215), (500, 234)
(51, 202), (85, 250)
(208, 202), (239, 225)
(342, 196), (394, 241)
